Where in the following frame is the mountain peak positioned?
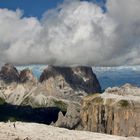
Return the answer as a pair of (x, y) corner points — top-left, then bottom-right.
(39, 65), (101, 94)
(19, 68), (37, 83)
(0, 63), (19, 83)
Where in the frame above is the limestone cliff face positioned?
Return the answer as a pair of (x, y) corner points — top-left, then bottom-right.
(39, 66), (101, 101)
(81, 84), (140, 137)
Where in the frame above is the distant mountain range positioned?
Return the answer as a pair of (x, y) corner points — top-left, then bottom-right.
(17, 65), (140, 90)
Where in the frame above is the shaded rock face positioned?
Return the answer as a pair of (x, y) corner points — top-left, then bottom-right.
(0, 103), (66, 125)
(0, 64), (19, 83)
(19, 68), (37, 84)
(39, 66), (101, 95)
(81, 84), (140, 137)
(0, 64), (37, 84)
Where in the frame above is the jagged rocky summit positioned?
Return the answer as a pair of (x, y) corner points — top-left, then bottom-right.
(0, 64), (101, 93)
(0, 64), (37, 84)
(0, 63), (19, 83)
(0, 63), (101, 129)
(39, 65), (101, 101)
(81, 84), (140, 137)
(0, 64), (101, 101)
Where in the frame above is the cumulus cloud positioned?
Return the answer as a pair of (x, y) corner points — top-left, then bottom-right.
(0, 0), (140, 66)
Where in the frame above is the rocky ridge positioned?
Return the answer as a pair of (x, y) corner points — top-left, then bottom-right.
(81, 84), (140, 137)
(0, 63), (101, 129)
(0, 64), (101, 103)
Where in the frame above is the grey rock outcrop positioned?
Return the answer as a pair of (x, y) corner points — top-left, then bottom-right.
(55, 103), (82, 129)
(81, 84), (140, 137)
(0, 63), (19, 83)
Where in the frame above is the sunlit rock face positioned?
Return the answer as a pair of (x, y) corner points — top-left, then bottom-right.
(81, 84), (140, 137)
(105, 83), (140, 96)
(19, 68), (37, 84)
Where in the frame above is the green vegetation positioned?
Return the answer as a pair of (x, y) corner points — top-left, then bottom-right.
(0, 98), (5, 105)
(53, 100), (68, 112)
(86, 93), (100, 97)
(7, 117), (17, 122)
(119, 100), (130, 107)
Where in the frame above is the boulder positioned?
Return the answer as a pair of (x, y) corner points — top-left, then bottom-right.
(55, 103), (82, 129)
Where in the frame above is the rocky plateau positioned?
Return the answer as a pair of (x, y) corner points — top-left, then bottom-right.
(81, 84), (140, 137)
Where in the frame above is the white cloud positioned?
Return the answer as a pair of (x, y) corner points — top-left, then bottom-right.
(0, 0), (140, 66)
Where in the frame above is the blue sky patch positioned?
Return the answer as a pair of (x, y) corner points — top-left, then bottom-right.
(0, 0), (106, 18)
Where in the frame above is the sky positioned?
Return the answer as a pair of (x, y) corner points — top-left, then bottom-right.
(0, 0), (64, 18)
(0, 0), (140, 66)
(0, 0), (106, 18)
